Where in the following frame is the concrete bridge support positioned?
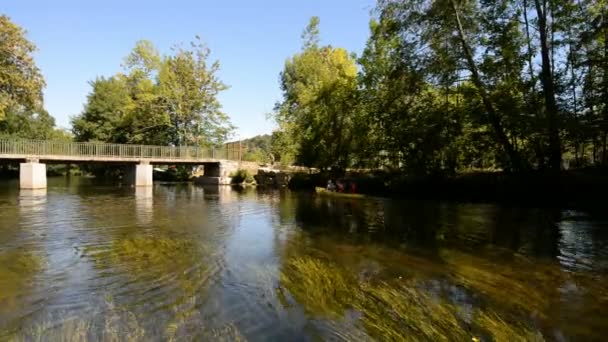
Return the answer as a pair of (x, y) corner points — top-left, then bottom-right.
(20, 160), (46, 189)
(194, 161), (239, 185)
(126, 162), (153, 187)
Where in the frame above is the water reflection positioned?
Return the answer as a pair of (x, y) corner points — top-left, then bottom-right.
(0, 178), (606, 340)
(135, 187), (153, 226)
(292, 197), (578, 268)
(18, 189), (47, 215)
(283, 195), (608, 340)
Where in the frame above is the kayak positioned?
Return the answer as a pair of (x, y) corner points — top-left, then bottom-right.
(315, 187), (365, 199)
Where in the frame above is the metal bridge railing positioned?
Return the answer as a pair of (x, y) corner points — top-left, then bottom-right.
(0, 139), (242, 161)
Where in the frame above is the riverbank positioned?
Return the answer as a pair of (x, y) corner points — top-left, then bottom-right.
(288, 167), (608, 209)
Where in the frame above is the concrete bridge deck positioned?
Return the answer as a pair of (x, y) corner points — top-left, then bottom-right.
(0, 139), (245, 189)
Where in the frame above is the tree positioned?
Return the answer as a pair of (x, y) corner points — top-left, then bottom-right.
(234, 134), (273, 163)
(72, 38), (233, 147)
(362, 0), (593, 172)
(0, 108), (56, 139)
(270, 130), (296, 165)
(578, 0), (608, 164)
(72, 76), (134, 143)
(158, 38), (232, 147)
(531, 0), (562, 170)
(0, 16), (64, 141)
(0, 15), (45, 120)
(274, 17), (359, 170)
(358, 14), (463, 173)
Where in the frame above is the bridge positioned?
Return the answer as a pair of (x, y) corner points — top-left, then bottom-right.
(0, 139), (247, 189)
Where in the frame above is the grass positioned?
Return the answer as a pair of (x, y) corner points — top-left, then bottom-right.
(0, 249), (45, 306)
(356, 281), (466, 341)
(2, 238), (565, 340)
(440, 250), (550, 316)
(279, 256), (546, 341)
(9, 296), (144, 342)
(279, 257), (354, 318)
(85, 236), (205, 277)
(474, 311), (544, 342)
(81, 236), (228, 340)
(9, 295), (245, 342)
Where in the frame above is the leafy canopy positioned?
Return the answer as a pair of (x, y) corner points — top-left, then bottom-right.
(72, 38), (233, 147)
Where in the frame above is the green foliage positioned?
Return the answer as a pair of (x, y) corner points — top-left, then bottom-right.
(272, 2), (608, 173)
(72, 76), (135, 143)
(0, 16), (63, 141)
(72, 38), (233, 147)
(270, 130), (296, 165)
(301, 16), (320, 49)
(230, 169), (253, 184)
(232, 134), (273, 163)
(0, 109), (56, 140)
(273, 17), (359, 170)
(0, 15), (45, 120)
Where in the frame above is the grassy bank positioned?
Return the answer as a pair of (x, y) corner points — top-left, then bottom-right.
(288, 167), (608, 208)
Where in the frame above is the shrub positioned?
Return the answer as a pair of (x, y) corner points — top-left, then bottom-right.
(230, 169), (253, 184)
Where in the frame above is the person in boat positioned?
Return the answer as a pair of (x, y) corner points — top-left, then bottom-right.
(336, 179), (345, 193)
(327, 179), (336, 191)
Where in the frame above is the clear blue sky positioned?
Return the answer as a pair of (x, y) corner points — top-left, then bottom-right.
(2, 0), (375, 139)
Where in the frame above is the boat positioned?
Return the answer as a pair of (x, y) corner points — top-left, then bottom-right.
(315, 187), (365, 199)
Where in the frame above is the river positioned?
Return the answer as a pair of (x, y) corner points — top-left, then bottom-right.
(0, 177), (607, 341)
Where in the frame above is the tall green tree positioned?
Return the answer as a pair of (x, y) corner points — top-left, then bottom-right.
(578, 0), (608, 164)
(274, 17), (359, 170)
(71, 76), (134, 143)
(72, 38), (233, 147)
(358, 14), (463, 173)
(0, 108), (56, 139)
(0, 15), (45, 121)
(363, 0), (597, 172)
(0, 15), (64, 141)
(158, 38), (232, 147)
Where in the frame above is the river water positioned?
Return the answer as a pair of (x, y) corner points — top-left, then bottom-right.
(0, 177), (607, 341)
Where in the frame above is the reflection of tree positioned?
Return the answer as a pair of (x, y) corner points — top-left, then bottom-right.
(274, 194), (608, 340)
(292, 196), (448, 252)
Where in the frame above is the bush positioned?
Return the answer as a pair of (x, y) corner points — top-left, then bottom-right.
(230, 169), (253, 184)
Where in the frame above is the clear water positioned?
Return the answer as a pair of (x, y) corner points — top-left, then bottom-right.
(0, 177), (607, 341)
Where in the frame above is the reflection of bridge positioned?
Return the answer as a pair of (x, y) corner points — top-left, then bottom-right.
(0, 139), (245, 189)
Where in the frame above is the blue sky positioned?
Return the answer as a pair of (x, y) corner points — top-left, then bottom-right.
(2, 0), (375, 139)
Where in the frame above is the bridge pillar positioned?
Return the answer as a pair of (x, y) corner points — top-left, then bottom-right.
(126, 162), (153, 187)
(193, 161), (238, 185)
(20, 160), (47, 189)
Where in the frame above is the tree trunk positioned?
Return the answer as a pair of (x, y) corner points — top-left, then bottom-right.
(593, 136), (599, 164)
(533, 0), (562, 171)
(603, 16), (608, 164)
(523, 0), (537, 94)
(450, 0), (524, 171)
(602, 131), (608, 165)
